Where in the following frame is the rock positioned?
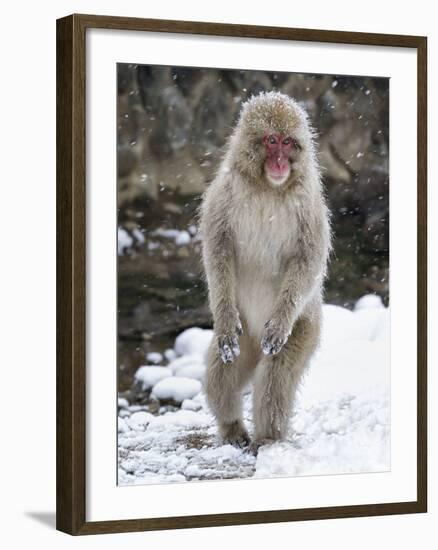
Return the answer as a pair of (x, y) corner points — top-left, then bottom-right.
(223, 69), (272, 97)
(131, 301), (152, 332)
(192, 79), (235, 170)
(170, 67), (203, 95)
(270, 72), (290, 87)
(137, 65), (170, 113)
(117, 142), (138, 177)
(149, 86), (192, 157)
(118, 64), (135, 94)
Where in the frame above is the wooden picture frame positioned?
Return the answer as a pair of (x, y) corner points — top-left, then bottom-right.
(56, 13), (427, 535)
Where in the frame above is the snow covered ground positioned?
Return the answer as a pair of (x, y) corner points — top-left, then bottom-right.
(118, 295), (390, 485)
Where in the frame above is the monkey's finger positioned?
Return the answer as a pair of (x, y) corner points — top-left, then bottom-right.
(270, 342), (284, 355)
(231, 336), (240, 357)
(261, 336), (284, 356)
(219, 340), (234, 364)
(261, 335), (274, 355)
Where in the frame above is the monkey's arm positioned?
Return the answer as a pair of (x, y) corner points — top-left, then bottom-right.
(262, 205), (331, 356)
(200, 183), (242, 363)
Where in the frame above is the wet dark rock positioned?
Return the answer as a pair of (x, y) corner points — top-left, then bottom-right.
(223, 69), (272, 98)
(149, 86), (192, 158)
(270, 72), (290, 87)
(118, 64), (136, 95)
(192, 79), (235, 168)
(118, 143), (138, 177)
(137, 65), (171, 113)
(170, 67), (203, 95)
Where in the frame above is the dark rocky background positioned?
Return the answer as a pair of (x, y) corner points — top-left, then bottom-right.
(117, 64), (389, 392)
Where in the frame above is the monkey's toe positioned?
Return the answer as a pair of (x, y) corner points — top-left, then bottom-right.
(221, 421), (250, 448)
(225, 434), (250, 449)
(249, 438), (276, 455)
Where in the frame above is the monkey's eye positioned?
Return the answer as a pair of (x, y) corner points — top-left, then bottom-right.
(268, 135), (277, 144)
(282, 137), (292, 145)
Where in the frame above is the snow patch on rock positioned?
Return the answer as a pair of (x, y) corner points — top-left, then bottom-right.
(354, 293), (384, 310)
(152, 377), (202, 403)
(135, 366), (172, 390)
(146, 352), (163, 364)
(174, 327), (213, 357)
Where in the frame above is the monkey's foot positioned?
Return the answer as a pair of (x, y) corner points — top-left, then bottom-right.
(221, 420), (250, 448)
(248, 438), (276, 455)
(261, 319), (290, 356)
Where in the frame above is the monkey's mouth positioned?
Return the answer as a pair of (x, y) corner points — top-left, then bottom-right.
(265, 168), (291, 187)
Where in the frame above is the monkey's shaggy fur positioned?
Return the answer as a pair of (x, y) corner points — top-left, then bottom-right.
(200, 92), (331, 452)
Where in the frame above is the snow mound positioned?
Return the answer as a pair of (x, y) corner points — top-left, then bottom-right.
(175, 230), (191, 246)
(146, 352), (163, 364)
(167, 353), (204, 375)
(135, 366), (172, 390)
(119, 295), (390, 486)
(177, 364), (206, 381)
(320, 303), (388, 348)
(128, 411), (154, 430)
(118, 397), (129, 409)
(256, 394), (389, 478)
(354, 293), (384, 310)
(152, 377), (202, 403)
(174, 327), (213, 357)
(181, 398), (202, 411)
(148, 409), (210, 429)
(152, 228), (192, 246)
(118, 417), (129, 433)
(164, 348), (177, 362)
(118, 228), (133, 255)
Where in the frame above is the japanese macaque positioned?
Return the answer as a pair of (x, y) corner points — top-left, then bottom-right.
(200, 91), (331, 453)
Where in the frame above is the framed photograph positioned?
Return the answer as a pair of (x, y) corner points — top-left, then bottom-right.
(56, 14), (427, 535)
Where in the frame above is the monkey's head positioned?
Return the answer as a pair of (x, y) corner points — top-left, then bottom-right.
(229, 91), (315, 190)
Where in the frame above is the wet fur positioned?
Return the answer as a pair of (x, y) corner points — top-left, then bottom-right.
(200, 92), (331, 451)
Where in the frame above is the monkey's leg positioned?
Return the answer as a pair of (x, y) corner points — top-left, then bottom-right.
(252, 315), (321, 452)
(205, 331), (258, 447)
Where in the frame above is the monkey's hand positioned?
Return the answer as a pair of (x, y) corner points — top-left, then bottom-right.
(261, 315), (292, 356)
(216, 310), (243, 364)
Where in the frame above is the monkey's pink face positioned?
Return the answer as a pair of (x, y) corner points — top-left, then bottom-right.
(263, 133), (298, 187)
